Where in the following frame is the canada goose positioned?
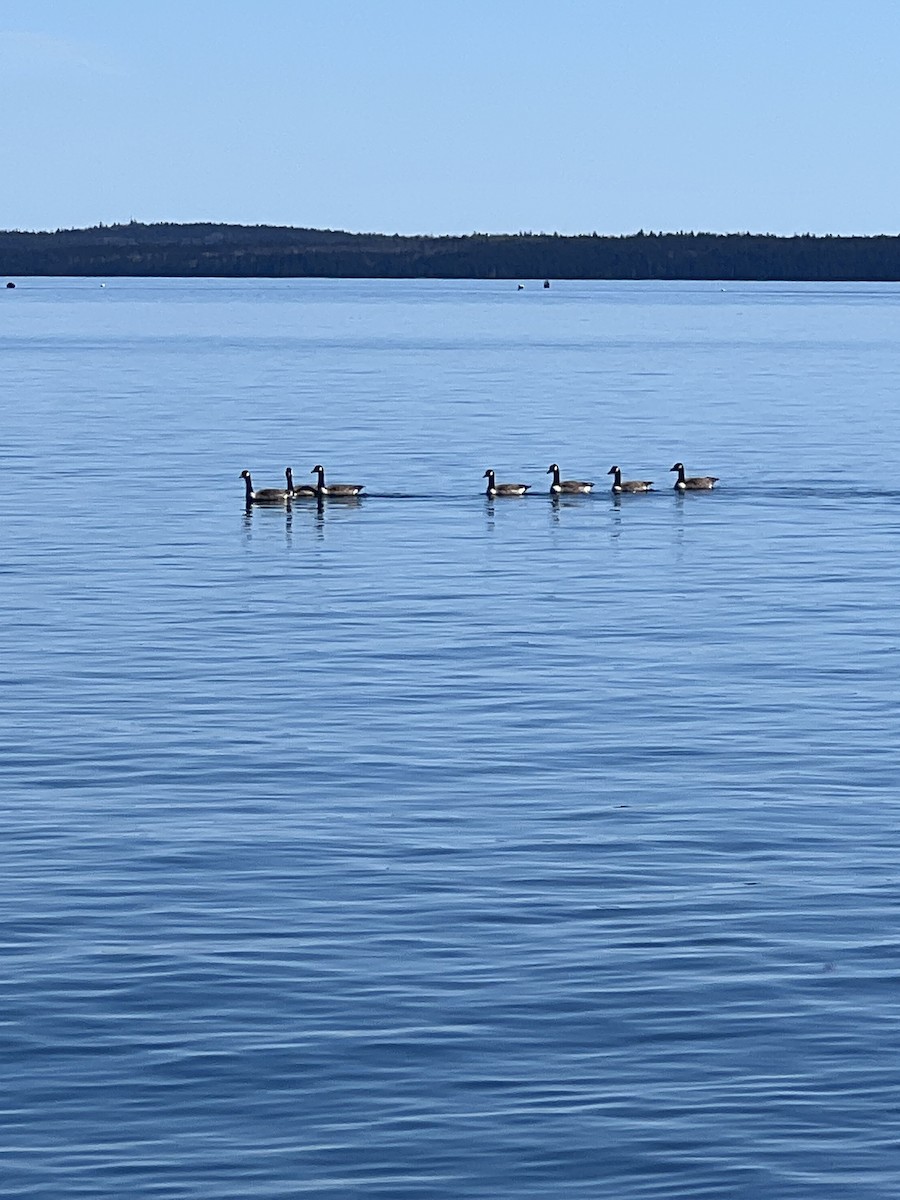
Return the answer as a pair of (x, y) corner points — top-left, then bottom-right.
(240, 469), (291, 504)
(547, 463), (594, 494)
(670, 462), (719, 491)
(484, 469), (530, 497)
(310, 464), (364, 497)
(608, 466), (653, 494)
(285, 467), (317, 498)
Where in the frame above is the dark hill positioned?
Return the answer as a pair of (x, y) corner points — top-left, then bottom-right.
(3, 222), (900, 280)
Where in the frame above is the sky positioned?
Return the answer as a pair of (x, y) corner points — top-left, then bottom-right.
(2, 0), (899, 236)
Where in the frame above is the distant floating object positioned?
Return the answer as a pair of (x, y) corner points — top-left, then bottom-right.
(543, 279), (550, 288)
(517, 283), (524, 290)
(100, 282), (107, 288)
(5, 281), (15, 289)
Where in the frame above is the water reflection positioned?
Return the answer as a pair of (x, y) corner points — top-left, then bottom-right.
(609, 496), (623, 540)
(314, 494), (363, 508)
(548, 491), (594, 524)
(243, 494), (366, 544)
(242, 499), (295, 545)
(672, 489), (687, 554)
(483, 490), (544, 527)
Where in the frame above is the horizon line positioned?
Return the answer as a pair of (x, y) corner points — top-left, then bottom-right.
(6, 221), (900, 240)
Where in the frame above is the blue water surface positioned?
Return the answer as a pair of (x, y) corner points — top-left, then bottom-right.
(2, 278), (900, 1198)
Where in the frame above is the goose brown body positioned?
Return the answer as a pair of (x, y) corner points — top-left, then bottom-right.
(483, 469), (530, 497)
(241, 470), (291, 504)
(608, 466), (653, 494)
(311, 464), (364, 497)
(285, 468), (317, 498)
(670, 462), (719, 491)
(547, 463), (594, 494)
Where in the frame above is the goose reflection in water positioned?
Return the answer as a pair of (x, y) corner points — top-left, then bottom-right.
(548, 490), (594, 524)
(244, 493), (363, 532)
(242, 498), (296, 539)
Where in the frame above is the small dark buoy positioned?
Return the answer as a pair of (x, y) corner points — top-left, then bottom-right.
(517, 283), (524, 290)
(5, 282), (15, 289)
(543, 279), (550, 288)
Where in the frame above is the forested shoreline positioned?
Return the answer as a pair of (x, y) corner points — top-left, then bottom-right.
(4, 222), (900, 280)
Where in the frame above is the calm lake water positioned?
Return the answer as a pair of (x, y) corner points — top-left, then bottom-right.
(3, 277), (900, 1198)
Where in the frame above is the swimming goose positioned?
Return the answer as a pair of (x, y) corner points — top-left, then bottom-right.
(285, 467), (317, 498)
(484, 469), (530, 497)
(240, 469), (291, 504)
(670, 462), (719, 491)
(547, 463), (594, 494)
(310, 464), (364, 497)
(608, 466), (653, 494)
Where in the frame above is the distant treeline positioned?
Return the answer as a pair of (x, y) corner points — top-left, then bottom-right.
(4, 222), (900, 280)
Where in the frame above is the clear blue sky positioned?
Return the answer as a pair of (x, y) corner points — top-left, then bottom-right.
(2, 0), (899, 235)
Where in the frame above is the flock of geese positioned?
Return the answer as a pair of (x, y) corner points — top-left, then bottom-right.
(241, 462), (720, 504)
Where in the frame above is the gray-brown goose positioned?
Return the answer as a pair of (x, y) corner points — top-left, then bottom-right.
(547, 463), (594, 494)
(608, 466), (653, 494)
(670, 462), (719, 491)
(241, 469), (291, 504)
(285, 468), (317, 498)
(311, 464), (364, 497)
(483, 469), (530, 497)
